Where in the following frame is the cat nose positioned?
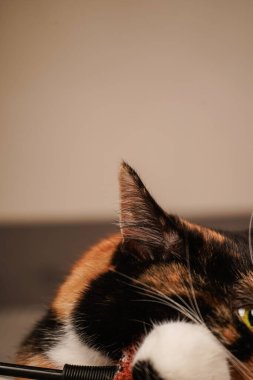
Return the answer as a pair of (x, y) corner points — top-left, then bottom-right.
(132, 360), (165, 380)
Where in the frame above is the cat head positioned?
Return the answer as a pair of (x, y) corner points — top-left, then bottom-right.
(76, 162), (253, 380)
(119, 162), (253, 379)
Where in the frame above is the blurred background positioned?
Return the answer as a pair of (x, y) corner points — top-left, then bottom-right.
(0, 0), (252, 363)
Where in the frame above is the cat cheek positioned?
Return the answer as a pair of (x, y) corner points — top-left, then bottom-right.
(132, 321), (231, 380)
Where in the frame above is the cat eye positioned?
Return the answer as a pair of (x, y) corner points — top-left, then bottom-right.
(238, 307), (253, 331)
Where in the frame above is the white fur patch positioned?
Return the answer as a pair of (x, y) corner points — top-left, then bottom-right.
(133, 321), (230, 380)
(47, 324), (113, 367)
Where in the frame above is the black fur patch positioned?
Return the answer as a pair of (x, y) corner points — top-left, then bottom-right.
(19, 309), (64, 355)
(132, 360), (165, 380)
(229, 319), (253, 361)
(72, 269), (181, 359)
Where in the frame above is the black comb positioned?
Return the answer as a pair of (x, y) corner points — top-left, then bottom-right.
(0, 362), (118, 380)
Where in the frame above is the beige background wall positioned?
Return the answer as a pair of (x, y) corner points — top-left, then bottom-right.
(0, 0), (252, 223)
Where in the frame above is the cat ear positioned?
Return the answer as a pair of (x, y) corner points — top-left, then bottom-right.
(119, 162), (170, 247)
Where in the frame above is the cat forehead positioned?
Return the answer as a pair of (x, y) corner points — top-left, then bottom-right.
(185, 221), (250, 255)
(182, 219), (225, 244)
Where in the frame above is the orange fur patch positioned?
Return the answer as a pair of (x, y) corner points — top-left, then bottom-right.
(16, 352), (57, 371)
(222, 326), (239, 343)
(52, 234), (121, 320)
(182, 219), (225, 243)
(241, 357), (253, 380)
(138, 263), (192, 298)
(230, 367), (245, 380)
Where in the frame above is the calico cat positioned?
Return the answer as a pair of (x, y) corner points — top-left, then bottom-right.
(16, 162), (253, 380)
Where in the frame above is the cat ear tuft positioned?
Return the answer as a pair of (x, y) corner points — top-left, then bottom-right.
(119, 161), (167, 246)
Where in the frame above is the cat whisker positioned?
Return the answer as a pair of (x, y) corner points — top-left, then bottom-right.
(183, 232), (205, 326)
(135, 297), (201, 325)
(131, 286), (202, 325)
(112, 269), (202, 325)
(227, 353), (253, 380)
(114, 268), (203, 323)
(142, 269), (200, 317)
